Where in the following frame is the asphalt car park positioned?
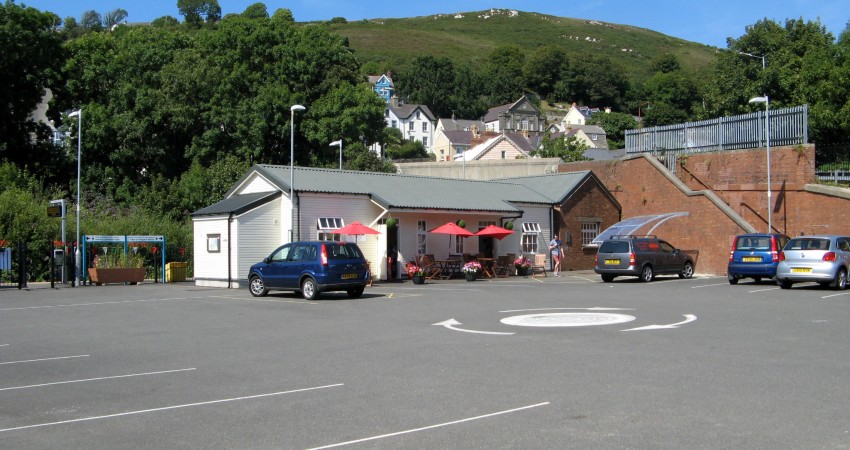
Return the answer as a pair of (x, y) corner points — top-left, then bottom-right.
(1, 274), (849, 449)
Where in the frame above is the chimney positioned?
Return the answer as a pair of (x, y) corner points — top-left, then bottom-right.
(390, 95), (399, 108)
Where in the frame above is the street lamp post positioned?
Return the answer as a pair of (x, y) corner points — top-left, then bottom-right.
(330, 139), (343, 170)
(68, 109), (82, 286)
(290, 104), (306, 242)
(749, 96), (771, 233)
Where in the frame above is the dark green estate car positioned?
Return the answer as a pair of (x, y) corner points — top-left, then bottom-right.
(594, 235), (695, 282)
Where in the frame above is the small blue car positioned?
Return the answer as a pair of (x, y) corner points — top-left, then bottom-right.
(727, 233), (789, 284)
(248, 241), (369, 300)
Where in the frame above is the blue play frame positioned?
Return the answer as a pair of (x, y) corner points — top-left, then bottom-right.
(81, 235), (167, 284)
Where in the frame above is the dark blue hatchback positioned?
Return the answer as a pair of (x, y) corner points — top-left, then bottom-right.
(248, 241), (369, 300)
(727, 233), (789, 284)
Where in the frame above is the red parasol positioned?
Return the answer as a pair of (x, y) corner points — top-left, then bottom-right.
(474, 224), (515, 240)
(335, 221), (380, 236)
(429, 222), (474, 236)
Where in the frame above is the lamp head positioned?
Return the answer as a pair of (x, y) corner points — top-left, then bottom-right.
(748, 96), (768, 104)
(329, 140), (342, 146)
(68, 109), (81, 118)
(290, 104), (306, 112)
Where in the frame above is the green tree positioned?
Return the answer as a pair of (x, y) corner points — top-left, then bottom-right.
(396, 56), (456, 118)
(650, 53), (681, 73)
(485, 45), (526, 105)
(103, 9), (128, 29)
(242, 3), (268, 19)
(524, 45), (568, 98)
(177, 0), (221, 27)
(81, 10), (102, 30)
(587, 112), (637, 149)
(533, 133), (589, 162)
(385, 139), (428, 160)
(0, 2), (65, 182)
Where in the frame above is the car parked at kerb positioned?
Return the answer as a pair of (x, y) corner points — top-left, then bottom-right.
(248, 241), (370, 300)
(727, 233), (789, 284)
(775, 235), (850, 290)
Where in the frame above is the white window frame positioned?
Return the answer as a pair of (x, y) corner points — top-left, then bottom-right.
(317, 217), (344, 242)
(409, 121), (414, 131)
(581, 222), (600, 246)
(453, 235), (464, 255)
(207, 234), (221, 253)
(521, 222), (541, 253)
(422, 137), (428, 147)
(417, 220), (427, 255)
(422, 122), (428, 132)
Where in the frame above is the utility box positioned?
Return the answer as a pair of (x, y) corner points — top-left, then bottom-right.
(166, 262), (187, 282)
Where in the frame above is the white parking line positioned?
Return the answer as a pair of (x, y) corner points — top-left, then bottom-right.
(749, 287), (779, 293)
(691, 283), (728, 289)
(0, 344), (8, 347)
(0, 297), (205, 311)
(0, 383), (344, 433)
(0, 355), (90, 365)
(0, 368), (196, 392)
(307, 402), (550, 449)
(822, 292), (850, 299)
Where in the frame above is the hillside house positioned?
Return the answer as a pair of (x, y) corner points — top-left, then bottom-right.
(385, 96), (436, 152)
(483, 96), (546, 137)
(367, 73), (394, 103)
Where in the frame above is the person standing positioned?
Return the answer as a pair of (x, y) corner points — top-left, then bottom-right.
(549, 234), (563, 276)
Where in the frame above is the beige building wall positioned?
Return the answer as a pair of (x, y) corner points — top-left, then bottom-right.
(395, 158), (563, 180)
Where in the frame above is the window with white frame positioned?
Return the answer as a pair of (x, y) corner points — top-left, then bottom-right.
(417, 220), (427, 255)
(521, 222), (541, 253)
(207, 234), (221, 253)
(422, 122), (428, 132)
(423, 137), (428, 147)
(317, 217), (344, 241)
(409, 121), (414, 131)
(453, 235), (464, 254)
(581, 221), (600, 246)
(391, 120), (397, 128)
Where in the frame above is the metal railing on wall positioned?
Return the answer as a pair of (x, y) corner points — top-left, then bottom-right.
(625, 105), (808, 155)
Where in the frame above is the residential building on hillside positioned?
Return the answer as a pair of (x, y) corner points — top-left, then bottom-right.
(482, 95), (545, 137)
(560, 103), (608, 127)
(385, 96), (436, 153)
(367, 73), (394, 103)
(456, 133), (540, 161)
(550, 125), (609, 150)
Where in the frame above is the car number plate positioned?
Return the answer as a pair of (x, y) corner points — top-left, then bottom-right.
(341, 273), (357, 279)
(742, 256), (762, 262)
(604, 259), (620, 265)
(790, 268), (812, 273)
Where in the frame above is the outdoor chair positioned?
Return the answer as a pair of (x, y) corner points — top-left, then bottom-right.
(418, 255), (441, 280)
(493, 255), (511, 278)
(531, 253), (548, 278)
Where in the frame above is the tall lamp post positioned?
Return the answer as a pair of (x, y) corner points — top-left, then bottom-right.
(330, 140), (343, 170)
(290, 104), (306, 242)
(68, 109), (82, 286)
(749, 96), (771, 233)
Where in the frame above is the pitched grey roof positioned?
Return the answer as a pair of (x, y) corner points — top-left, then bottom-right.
(583, 148), (626, 160)
(496, 171), (601, 204)
(191, 191), (280, 217)
(388, 103), (436, 121)
(442, 130), (473, 146)
(224, 165), (557, 214)
(439, 118), (484, 132)
(482, 102), (513, 123)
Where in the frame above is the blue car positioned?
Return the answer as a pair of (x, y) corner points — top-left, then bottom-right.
(248, 241), (369, 300)
(727, 233), (789, 284)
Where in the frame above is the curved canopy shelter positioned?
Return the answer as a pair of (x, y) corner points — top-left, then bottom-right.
(591, 213), (689, 247)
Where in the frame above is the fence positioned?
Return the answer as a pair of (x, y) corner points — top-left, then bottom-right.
(625, 105), (808, 156)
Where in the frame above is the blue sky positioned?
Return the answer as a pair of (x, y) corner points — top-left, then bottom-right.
(21, 0), (849, 47)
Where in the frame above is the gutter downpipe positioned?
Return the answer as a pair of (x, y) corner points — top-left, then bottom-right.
(227, 212), (233, 289)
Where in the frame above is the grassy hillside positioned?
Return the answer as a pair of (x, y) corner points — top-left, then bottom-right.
(322, 9), (718, 85)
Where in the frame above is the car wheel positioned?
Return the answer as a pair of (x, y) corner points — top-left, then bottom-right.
(347, 286), (365, 298)
(249, 275), (268, 297)
(301, 278), (320, 300)
(778, 279), (793, 289)
(679, 262), (694, 279)
(601, 274), (615, 282)
(831, 268), (847, 290)
(727, 273), (738, 285)
(639, 265), (654, 282)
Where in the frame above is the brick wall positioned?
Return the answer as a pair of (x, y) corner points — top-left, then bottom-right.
(557, 177), (621, 271)
(561, 145), (850, 275)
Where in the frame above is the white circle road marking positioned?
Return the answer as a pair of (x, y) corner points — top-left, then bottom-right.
(500, 313), (636, 327)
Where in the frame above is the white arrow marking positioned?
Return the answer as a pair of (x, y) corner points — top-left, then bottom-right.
(500, 307), (634, 313)
(432, 319), (514, 335)
(621, 314), (697, 331)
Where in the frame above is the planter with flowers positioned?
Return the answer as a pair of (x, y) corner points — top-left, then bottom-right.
(514, 256), (532, 277)
(462, 261), (482, 281)
(88, 251), (146, 285)
(406, 262), (426, 285)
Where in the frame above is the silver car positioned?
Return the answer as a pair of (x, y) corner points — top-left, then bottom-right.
(775, 235), (850, 289)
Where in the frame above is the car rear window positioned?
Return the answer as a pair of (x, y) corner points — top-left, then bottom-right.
(327, 243), (364, 260)
(599, 241), (629, 253)
(736, 236), (771, 250)
(786, 238), (830, 251)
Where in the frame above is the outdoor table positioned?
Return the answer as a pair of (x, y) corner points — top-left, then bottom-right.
(435, 259), (461, 279)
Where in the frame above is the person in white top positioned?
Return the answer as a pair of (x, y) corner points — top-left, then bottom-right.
(549, 235), (563, 276)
